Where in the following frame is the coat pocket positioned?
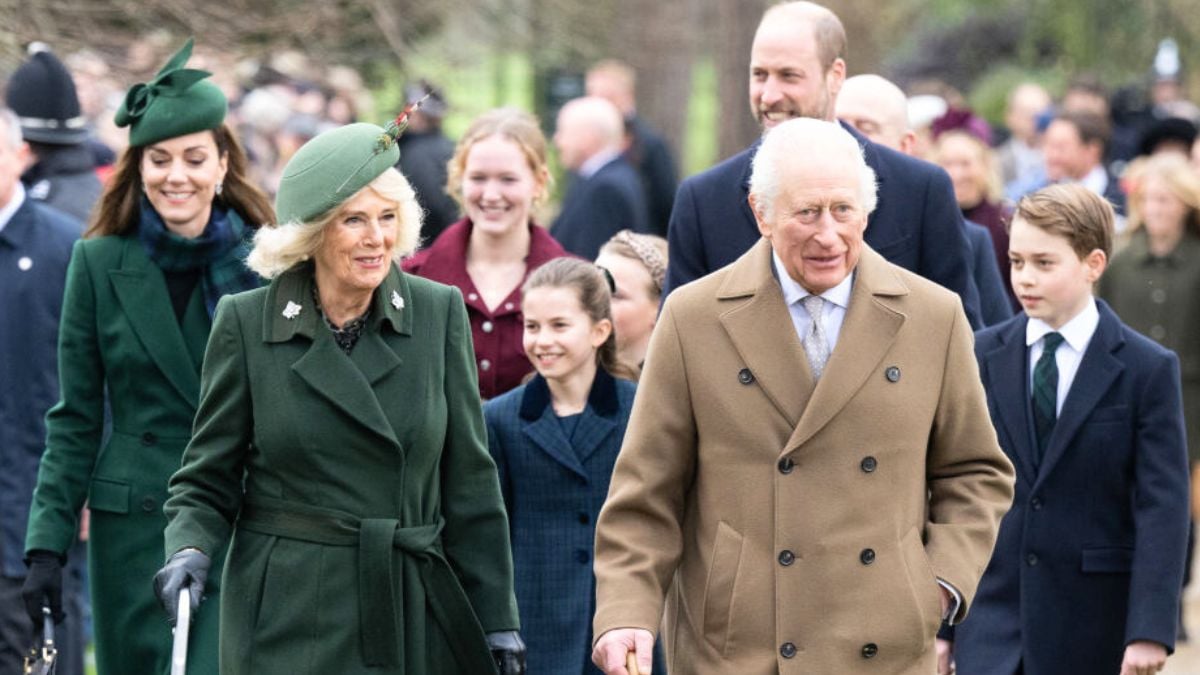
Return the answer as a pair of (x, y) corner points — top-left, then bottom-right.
(1081, 547), (1134, 573)
(701, 521), (744, 656)
(899, 526), (942, 640)
(87, 478), (130, 514)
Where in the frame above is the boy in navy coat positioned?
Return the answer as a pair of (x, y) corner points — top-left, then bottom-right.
(948, 183), (1190, 675)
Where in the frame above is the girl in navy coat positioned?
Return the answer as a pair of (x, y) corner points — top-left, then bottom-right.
(484, 258), (654, 674)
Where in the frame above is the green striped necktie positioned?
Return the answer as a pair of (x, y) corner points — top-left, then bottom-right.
(1032, 331), (1065, 464)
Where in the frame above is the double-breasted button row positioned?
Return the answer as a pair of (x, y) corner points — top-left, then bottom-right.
(577, 512), (590, 525)
(141, 432), (157, 446)
(860, 456), (877, 473)
(778, 457), (794, 474)
(1030, 496), (1044, 510)
(859, 548), (875, 565)
(1026, 553), (1039, 566)
(778, 550), (795, 566)
(861, 643), (878, 658)
(141, 496), (157, 513)
(574, 549), (589, 564)
(780, 642), (797, 658)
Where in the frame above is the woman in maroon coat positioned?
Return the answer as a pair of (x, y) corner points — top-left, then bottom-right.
(404, 108), (569, 399)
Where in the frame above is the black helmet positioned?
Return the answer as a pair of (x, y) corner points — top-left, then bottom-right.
(5, 44), (88, 145)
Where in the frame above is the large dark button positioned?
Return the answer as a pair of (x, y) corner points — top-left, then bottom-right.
(861, 643), (878, 659)
(574, 549), (590, 564)
(1030, 496), (1043, 511)
(885, 366), (901, 382)
(778, 550), (795, 566)
(860, 548), (876, 565)
(141, 432), (157, 446)
(140, 496), (157, 513)
(860, 456), (877, 473)
(1026, 553), (1039, 566)
(778, 457), (795, 474)
(780, 642), (797, 659)
(578, 513), (590, 525)
(738, 368), (755, 385)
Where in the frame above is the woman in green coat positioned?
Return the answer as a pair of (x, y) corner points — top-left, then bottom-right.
(20, 39), (273, 674)
(155, 120), (525, 674)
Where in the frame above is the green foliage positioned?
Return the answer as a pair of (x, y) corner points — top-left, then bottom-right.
(966, 65), (1064, 127)
(683, 59), (718, 178)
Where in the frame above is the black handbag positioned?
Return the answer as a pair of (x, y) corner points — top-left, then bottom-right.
(23, 606), (56, 675)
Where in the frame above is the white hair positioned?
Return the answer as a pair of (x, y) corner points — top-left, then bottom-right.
(749, 117), (877, 221)
(561, 96), (624, 148)
(247, 168), (422, 279)
(0, 108), (23, 151)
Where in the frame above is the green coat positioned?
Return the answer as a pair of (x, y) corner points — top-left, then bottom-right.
(25, 235), (223, 675)
(1099, 230), (1200, 462)
(162, 263), (519, 674)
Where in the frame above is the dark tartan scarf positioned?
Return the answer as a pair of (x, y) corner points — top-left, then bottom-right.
(138, 196), (261, 317)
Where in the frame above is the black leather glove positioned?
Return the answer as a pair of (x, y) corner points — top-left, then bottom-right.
(21, 550), (65, 626)
(152, 548), (210, 625)
(486, 630), (526, 675)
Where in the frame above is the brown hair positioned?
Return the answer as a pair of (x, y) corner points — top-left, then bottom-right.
(1052, 110), (1111, 152)
(1125, 153), (1200, 239)
(445, 107), (552, 211)
(1014, 183), (1114, 259)
(86, 124), (274, 238)
(763, 1), (847, 71)
(523, 257), (640, 382)
(599, 230), (669, 299)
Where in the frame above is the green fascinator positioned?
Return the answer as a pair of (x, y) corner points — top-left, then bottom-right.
(114, 38), (227, 147)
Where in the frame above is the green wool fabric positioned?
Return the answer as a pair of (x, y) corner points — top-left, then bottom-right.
(274, 122), (401, 225)
(114, 38), (227, 147)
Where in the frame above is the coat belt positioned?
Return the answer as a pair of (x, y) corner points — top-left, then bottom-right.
(237, 496), (494, 672)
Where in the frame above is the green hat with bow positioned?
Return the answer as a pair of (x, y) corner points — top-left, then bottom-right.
(114, 38), (227, 147)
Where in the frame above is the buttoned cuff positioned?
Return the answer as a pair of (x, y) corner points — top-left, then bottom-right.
(937, 578), (964, 625)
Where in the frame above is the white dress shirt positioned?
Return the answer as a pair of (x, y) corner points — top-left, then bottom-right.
(578, 148), (622, 179)
(772, 251), (853, 351)
(1026, 298), (1100, 415)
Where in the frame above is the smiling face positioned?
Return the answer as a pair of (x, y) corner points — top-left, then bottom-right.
(313, 187), (399, 298)
(937, 133), (990, 209)
(462, 134), (543, 237)
(522, 285), (611, 385)
(140, 130), (227, 238)
(751, 151), (867, 295)
(1008, 216), (1105, 329)
(749, 15), (843, 130)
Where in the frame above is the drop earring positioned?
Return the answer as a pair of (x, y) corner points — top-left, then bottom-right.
(215, 182), (224, 197)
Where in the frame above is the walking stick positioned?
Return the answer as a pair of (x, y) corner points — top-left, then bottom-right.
(626, 651), (641, 675)
(22, 606), (57, 675)
(170, 587), (191, 675)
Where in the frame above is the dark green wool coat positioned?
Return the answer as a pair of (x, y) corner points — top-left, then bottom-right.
(25, 235), (224, 675)
(162, 263), (519, 674)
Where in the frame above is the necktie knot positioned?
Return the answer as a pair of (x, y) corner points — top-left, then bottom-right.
(802, 294), (824, 318)
(1043, 331), (1065, 352)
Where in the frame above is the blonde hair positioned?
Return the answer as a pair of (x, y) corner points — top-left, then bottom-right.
(934, 129), (1004, 204)
(446, 108), (552, 211)
(599, 230), (669, 298)
(1125, 153), (1200, 239)
(248, 168), (421, 278)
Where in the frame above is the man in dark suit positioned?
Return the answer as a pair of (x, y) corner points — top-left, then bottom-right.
(0, 108), (83, 675)
(665, 1), (981, 327)
(951, 185), (1188, 675)
(551, 96), (649, 260)
(586, 60), (679, 237)
(1010, 110), (1128, 216)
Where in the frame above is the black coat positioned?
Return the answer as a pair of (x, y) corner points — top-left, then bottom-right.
(625, 116), (677, 237)
(664, 122), (982, 327)
(22, 143), (101, 224)
(551, 155), (649, 260)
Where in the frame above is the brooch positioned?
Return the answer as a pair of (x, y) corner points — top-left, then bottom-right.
(282, 301), (302, 320)
(391, 291), (404, 310)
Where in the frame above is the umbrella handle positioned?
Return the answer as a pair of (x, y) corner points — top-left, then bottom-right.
(170, 587), (191, 675)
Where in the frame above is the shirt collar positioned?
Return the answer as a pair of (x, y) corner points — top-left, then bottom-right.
(1025, 296), (1100, 351)
(0, 182), (27, 235)
(579, 148), (622, 179)
(772, 250), (854, 308)
(1080, 165), (1108, 196)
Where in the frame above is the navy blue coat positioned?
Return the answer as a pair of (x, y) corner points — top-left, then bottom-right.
(965, 220), (1013, 327)
(485, 370), (661, 675)
(664, 122), (982, 327)
(954, 301), (1190, 674)
(551, 155), (649, 260)
(0, 197), (79, 576)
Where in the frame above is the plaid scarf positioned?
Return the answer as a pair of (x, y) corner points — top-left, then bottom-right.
(138, 196), (262, 317)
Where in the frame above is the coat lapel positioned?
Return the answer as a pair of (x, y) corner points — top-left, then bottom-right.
(519, 377), (588, 480)
(717, 239), (814, 427)
(786, 247), (906, 452)
(1034, 305), (1124, 486)
(982, 316), (1040, 482)
(568, 370), (620, 464)
(108, 237), (201, 407)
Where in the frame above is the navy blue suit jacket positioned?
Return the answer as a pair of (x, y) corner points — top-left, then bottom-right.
(484, 370), (662, 675)
(0, 197), (79, 575)
(954, 301), (1189, 674)
(551, 155), (649, 260)
(664, 122), (982, 327)
(965, 220), (1013, 327)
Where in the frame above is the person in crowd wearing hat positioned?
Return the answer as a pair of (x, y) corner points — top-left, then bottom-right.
(404, 108), (570, 400)
(20, 38), (273, 675)
(396, 79), (460, 244)
(0, 107), (84, 675)
(155, 118), (525, 674)
(1137, 116), (1198, 159)
(5, 44), (102, 223)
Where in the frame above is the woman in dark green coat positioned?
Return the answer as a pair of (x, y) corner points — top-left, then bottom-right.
(21, 39), (273, 674)
(155, 120), (525, 674)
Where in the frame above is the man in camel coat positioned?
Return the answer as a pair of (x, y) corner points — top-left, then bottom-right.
(591, 118), (1015, 675)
